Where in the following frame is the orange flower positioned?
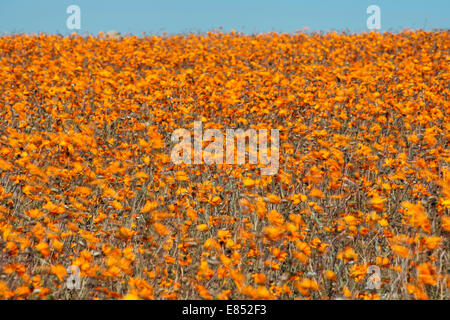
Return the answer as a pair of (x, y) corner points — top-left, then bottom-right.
(50, 264), (68, 282)
(0, 159), (13, 171)
(118, 227), (136, 240)
(252, 273), (267, 285)
(175, 170), (189, 181)
(217, 229), (231, 242)
(238, 198), (253, 214)
(295, 278), (320, 296)
(5, 242), (18, 257)
(35, 242), (50, 258)
(51, 239), (64, 252)
(401, 202), (431, 233)
(324, 270), (336, 281)
(0, 281), (13, 299)
(73, 186), (92, 198)
(423, 236), (443, 250)
(196, 224), (209, 231)
(370, 194), (387, 212)
(337, 247), (358, 262)
(141, 200), (158, 213)
(267, 210), (284, 226)
(266, 194), (281, 204)
(309, 188), (324, 199)
(442, 215), (450, 232)
(111, 200), (123, 210)
(417, 263), (437, 286)
(25, 208), (44, 219)
(391, 244), (410, 258)
(263, 226), (284, 241)
(407, 284), (429, 300)
(242, 177), (255, 187)
(197, 260), (214, 281)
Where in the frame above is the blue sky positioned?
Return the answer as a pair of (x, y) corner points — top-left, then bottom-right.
(0, 0), (448, 35)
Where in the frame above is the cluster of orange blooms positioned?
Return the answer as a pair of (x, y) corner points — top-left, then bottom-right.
(0, 30), (448, 300)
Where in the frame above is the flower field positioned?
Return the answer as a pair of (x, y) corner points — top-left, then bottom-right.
(0, 30), (449, 300)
